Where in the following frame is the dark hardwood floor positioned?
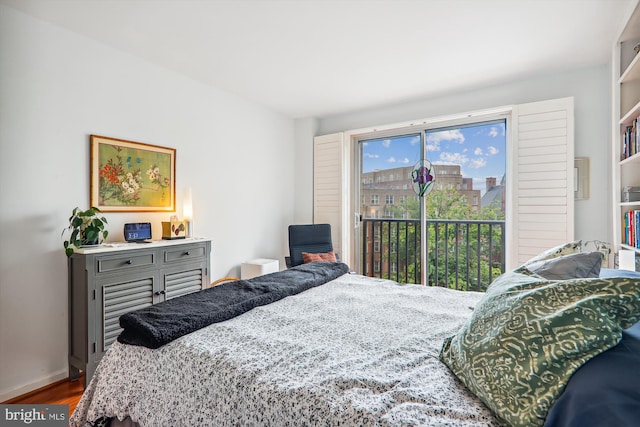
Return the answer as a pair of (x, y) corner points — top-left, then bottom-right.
(3, 376), (84, 418)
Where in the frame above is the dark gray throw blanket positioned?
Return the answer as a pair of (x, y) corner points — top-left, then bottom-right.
(118, 261), (350, 349)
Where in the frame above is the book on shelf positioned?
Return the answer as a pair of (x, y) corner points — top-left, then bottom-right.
(623, 210), (640, 248)
(623, 117), (639, 159)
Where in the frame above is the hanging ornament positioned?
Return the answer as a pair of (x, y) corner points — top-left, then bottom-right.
(411, 159), (435, 197)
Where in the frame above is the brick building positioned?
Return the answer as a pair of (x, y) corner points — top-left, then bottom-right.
(360, 164), (482, 219)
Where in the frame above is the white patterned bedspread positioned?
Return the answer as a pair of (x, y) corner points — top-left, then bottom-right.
(71, 273), (500, 426)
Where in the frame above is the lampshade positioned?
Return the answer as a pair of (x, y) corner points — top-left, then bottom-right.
(183, 187), (193, 238)
(183, 187), (193, 219)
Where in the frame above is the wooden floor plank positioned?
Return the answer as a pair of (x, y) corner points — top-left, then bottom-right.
(2, 376), (84, 418)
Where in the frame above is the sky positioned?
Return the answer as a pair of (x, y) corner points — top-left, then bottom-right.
(361, 121), (506, 195)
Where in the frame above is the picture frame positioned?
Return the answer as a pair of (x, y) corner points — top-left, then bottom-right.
(574, 157), (589, 200)
(90, 135), (176, 212)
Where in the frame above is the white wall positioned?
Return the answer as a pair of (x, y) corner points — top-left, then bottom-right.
(294, 65), (612, 245)
(0, 5), (295, 400)
(293, 118), (318, 224)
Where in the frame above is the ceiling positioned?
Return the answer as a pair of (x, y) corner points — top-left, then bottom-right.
(1, 0), (636, 118)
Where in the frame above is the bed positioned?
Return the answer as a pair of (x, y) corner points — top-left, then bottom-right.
(70, 243), (640, 427)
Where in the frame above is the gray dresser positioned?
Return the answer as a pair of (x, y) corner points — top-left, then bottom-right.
(68, 238), (211, 386)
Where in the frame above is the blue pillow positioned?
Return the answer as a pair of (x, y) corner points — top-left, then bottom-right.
(599, 268), (640, 279)
(544, 320), (640, 427)
(527, 251), (602, 280)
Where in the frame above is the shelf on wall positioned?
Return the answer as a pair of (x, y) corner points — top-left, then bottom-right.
(620, 50), (640, 84)
(620, 99), (640, 128)
(620, 244), (640, 254)
(621, 152), (640, 165)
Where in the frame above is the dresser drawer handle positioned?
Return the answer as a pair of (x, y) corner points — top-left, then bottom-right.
(184, 251), (190, 256)
(126, 260), (133, 265)
(154, 290), (166, 296)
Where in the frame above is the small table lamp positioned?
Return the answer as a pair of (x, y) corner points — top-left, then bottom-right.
(183, 187), (193, 238)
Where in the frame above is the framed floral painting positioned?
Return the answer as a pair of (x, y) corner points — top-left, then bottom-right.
(90, 135), (176, 212)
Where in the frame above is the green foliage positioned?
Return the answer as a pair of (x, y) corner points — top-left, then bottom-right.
(397, 187), (505, 222)
(62, 207), (109, 257)
(369, 186), (505, 291)
(426, 222), (504, 291)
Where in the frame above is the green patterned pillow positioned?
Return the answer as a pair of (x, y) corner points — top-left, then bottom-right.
(439, 267), (640, 427)
(524, 240), (582, 265)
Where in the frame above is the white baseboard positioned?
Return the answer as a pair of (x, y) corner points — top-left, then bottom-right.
(0, 370), (69, 402)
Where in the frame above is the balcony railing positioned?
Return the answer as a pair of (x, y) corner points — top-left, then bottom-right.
(361, 218), (505, 291)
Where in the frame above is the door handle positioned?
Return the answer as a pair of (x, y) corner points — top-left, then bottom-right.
(354, 213), (362, 229)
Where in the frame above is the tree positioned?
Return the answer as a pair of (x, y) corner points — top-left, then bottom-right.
(370, 186), (505, 290)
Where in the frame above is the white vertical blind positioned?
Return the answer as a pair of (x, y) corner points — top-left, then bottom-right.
(313, 133), (346, 259)
(511, 97), (575, 266)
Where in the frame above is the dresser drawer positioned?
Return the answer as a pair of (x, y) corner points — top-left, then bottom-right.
(97, 252), (156, 274)
(163, 244), (206, 264)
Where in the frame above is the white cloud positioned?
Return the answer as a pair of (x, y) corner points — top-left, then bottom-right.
(487, 146), (498, 155)
(469, 158), (487, 168)
(364, 153), (379, 159)
(382, 139), (391, 148)
(488, 127), (499, 137)
(439, 152), (468, 164)
(409, 135), (420, 145)
(387, 156), (410, 164)
(427, 130), (465, 144)
(427, 142), (440, 152)
(474, 147), (483, 155)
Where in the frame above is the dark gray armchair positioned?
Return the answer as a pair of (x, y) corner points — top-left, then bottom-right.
(285, 224), (339, 268)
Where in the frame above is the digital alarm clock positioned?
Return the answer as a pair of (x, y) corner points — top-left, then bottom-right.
(124, 222), (152, 243)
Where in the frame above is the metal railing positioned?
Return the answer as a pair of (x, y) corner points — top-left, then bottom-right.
(361, 218), (505, 291)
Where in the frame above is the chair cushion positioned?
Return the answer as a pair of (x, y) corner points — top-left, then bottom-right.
(302, 251), (337, 264)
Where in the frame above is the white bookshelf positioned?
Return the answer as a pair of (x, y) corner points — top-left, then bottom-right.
(614, 1), (640, 262)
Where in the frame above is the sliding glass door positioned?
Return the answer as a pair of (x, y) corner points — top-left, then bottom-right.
(358, 133), (423, 283)
(356, 120), (506, 289)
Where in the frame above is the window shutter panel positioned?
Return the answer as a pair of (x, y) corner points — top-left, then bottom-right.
(511, 97), (575, 266)
(313, 133), (346, 260)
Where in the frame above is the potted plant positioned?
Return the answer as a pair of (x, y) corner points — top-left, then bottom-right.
(63, 207), (109, 257)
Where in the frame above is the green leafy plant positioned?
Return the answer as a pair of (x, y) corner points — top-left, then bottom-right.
(62, 207), (109, 257)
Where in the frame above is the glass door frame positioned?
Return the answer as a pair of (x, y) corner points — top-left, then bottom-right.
(349, 111), (509, 284)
